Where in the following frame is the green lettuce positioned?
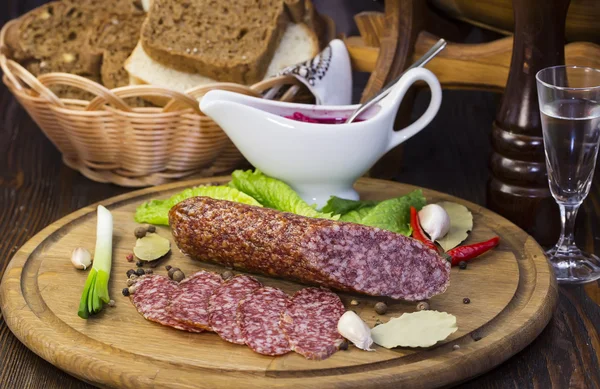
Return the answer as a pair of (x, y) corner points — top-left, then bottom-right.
(321, 197), (378, 215)
(135, 186), (262, 225)
(229, 169), (338, 220)
(338, 190), (426, 236)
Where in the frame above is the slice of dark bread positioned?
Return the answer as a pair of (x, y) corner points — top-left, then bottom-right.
(8, 0), (144, 100)
(140, 0), (289, 84)
(12, 2), (101, 76)
(87, 12), (146, 88)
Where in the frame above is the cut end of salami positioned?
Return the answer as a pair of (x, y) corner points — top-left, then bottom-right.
(170, 197), (450, 301)
(167, 271), (222, 331)
(280, 288), (345, 360)
(208, 275), (262, 344)
(130, 275), (203, 333)
(238, 287), (291, 356)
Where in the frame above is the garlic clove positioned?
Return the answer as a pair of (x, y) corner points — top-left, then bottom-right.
(71, 247), (92, 270)
(337, 311), (375, 351)
(418, 204), (451, 241)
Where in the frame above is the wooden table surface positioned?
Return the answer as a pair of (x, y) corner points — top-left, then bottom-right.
(2, 1), (600, 388)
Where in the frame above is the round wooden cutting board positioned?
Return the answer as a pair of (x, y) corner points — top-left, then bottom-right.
(0, 177), (557, 389)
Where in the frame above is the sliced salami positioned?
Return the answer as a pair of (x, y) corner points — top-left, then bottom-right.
(238, 287), (291, 356)
(130, 275), (203, 333)
(167, 270), (222, 330)
(280, 288), (345, 360)
(208, 275), (262, 344)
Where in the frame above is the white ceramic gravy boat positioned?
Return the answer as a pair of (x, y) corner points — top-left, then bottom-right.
(200, 67), (442, 208)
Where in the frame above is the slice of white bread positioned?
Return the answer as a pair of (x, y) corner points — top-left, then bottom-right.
(126, 43), (217, 92)
(124, 23), (318, 94)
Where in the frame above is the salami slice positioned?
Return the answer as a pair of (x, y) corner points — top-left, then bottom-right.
(238, 287), (291, 356)
(130, 275), (203, 333)
(208, 275), (262, 344)
(280, 288), (345, 360)
(167, 270), (222, 330)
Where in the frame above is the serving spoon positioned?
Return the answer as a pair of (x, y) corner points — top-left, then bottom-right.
(345, 38), (447, 124)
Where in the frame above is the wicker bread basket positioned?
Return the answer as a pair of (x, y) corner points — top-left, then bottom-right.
(0, 18), (329, 187)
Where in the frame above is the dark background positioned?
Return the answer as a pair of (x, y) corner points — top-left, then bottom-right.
(1, 1), (599, 388)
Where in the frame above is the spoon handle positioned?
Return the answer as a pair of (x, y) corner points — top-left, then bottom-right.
(345, 38), (447, 124)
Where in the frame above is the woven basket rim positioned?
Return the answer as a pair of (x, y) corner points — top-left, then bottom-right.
(0, 10), (335, 187)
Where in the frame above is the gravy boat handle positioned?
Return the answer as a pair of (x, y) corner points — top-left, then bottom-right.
(380, 68), (442, 153)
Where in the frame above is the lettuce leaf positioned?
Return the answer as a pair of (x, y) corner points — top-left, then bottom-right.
(134, 186), (262, 225)
(321, 197), (378, 215)
(339, 190), (426, 236)
(229, 169), (338, 220)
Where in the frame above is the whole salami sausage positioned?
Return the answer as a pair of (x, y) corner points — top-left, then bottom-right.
(280, 288), (346, 360)
(170, 197), (450, 301)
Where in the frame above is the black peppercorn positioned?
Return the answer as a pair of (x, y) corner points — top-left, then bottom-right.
(145, 269), (153, 274)
(136, 268), (146, 277)
(134, 226), (147, 239)
(463, 297), (470, 304)
(168, 267), (179, 279)
(459, 261), (467, 269)
(172, 270), (185, 282)
(374, 302), (388, 315)
(122, 287), (130, 297)
(147, 225), (156, 233)
(136, 260), (143, 267)
(126, 269), (136, 278)
(339, 340), (349, 351)
(165, 265), (172, 271)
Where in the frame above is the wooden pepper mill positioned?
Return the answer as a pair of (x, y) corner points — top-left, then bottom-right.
(487, 0), (571, 246)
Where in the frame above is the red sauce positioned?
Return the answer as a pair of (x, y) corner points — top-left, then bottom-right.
(284, 112), (364, 124)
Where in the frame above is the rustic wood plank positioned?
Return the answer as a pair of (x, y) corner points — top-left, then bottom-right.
(1, 0), (600, 388)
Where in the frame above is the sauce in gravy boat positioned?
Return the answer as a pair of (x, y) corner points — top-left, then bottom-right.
(200, 67), (442, 208)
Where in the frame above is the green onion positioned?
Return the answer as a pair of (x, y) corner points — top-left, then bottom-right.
(78, 205), (113, 319)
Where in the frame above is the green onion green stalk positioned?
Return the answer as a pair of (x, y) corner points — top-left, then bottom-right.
(78, 205), (113, 319)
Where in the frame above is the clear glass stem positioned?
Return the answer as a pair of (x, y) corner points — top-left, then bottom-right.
(555, 203), (580, 252)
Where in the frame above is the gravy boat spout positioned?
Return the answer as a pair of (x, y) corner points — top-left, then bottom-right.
(200, 68), (442, 208)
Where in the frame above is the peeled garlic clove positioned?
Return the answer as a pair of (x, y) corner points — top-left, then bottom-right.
(337, 311), (375, 351)
(71, 247), (92, 270)
(418, 204), (451, 241)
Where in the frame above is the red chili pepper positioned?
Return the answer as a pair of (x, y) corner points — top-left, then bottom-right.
(410, 206), (438, 252)
(447, 236), (500, 266)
